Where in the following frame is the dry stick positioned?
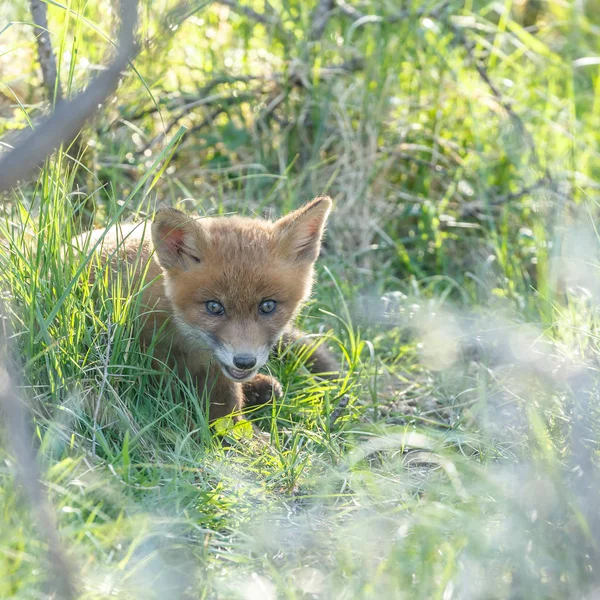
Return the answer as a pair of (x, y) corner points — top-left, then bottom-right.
(215, 0), (283, 29)
(92, 315), (113, 459)
(30, 0), (63, 103)
(452, 24), (557, 214)
(119, 74), (265, 125)
(334, 0), (363, 20)
(0, 0), (139, 195)
(143, 91), (256, 152)
(0, 310), (76, 599)
(454, 26), (544, 173)
(0, 1), (139, 595)
(310, 0), (335, 40)
(335, 0), (449, 24)
(0, 2), (210, 594)
(125, 50), (363, 144)
(185, 106), (227, 136)
(142, 56), (365, 150)
(489, 176), (555, 206)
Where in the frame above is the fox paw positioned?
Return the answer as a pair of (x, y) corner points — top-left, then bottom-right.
(243, 374), (283, 406)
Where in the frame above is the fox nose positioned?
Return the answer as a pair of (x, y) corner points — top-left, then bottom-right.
(233, 354), (257, 370)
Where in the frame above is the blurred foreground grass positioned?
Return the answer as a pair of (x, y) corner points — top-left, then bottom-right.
(1, 0), (600, 598)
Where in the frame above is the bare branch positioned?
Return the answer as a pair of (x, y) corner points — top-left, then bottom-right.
(453, 24), (543, 171)
(29, 0), (63, 103)
(185, 106), (228, 135)
(490, 176), (552, 205)
(310, 0), (335, 40)
(335, 0), (363, 20)
(0, 308), (77, 598)
(92, 314), (113, 458)
(335, 0), (449, 24)
(115, 74), (264, 126)
(214, 0), (282, 29)
(143, 91), (256, 152)
(135, 57), (365, 151)
(0, 0), (139, 195)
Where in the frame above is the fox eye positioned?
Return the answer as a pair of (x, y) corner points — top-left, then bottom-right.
(259, 300), (277, 315)
(206, 301), (225, 315)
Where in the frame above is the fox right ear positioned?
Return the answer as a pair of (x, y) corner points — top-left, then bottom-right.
(273, 196), (332, 264)
(151, 208), (207, 270)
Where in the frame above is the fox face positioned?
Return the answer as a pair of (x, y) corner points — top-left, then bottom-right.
(151, 197), (332, 382)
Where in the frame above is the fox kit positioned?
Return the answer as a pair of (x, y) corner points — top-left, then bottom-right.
(82, 196), (336, 422)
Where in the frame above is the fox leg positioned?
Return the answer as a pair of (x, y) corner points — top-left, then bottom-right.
(242, 374), (283, 406)
(278, 328), (339, 378)
(195, 366), (244, 423)
(241, 331), (337, 410)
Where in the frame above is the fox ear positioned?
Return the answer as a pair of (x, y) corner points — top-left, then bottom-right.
(151, 208), (208, 270)
(274, 196), (332, 263)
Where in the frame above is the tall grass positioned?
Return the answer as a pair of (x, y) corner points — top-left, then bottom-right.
(1, 0), (600, 598)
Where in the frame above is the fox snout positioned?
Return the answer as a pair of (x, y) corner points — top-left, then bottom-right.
(233, 354), (256, 370)
(225, 354), (258, 383)
(226, 355), (259, 381)
(212, 343), (271, 382)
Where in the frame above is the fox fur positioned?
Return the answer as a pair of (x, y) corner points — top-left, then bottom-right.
(77, 196), (337, 422)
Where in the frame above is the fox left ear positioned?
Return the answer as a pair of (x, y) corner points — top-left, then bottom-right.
(151, 208), (208, 270)
(274, 196), (332, 263)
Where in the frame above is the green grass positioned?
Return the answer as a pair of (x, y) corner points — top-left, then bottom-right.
(1, 0), (600, 598)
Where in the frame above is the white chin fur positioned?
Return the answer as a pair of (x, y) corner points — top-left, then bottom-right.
(221, 365), (257, 382)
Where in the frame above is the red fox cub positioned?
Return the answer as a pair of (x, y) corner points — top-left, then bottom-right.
(83, 196), (337, 422)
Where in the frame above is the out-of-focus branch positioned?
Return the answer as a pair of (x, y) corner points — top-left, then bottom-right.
(310, 0), (334, 40)
(115, 74), (264, 125)
(0, 0), (139, 195)
(0, 309), (76, 599)
(335, 0), (449, 23)
(144, 93), (254, 152)
(30, 0), (63, 104)
(133, 57), (364, 152)
(335, 0), (363, 20)
(214, 0), (283, 30)
(452, 24), (542, 171)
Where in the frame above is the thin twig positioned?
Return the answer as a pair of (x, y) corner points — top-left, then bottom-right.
(310, 0), (335, 40)
(139, 56), (365, 151)
(29, 0), (63, 103)
(143, 91), (256, 152)
(381, 147), (451, 174)
(335, 0), (449, 24)
(0, 308), (76, 598)
(215, 0), (283, 30)
(185, 106), (227, 136)
(0, 0), (139, 195)
(120, 75), (265, 124)
(118, 56), (364, 136)
(453, 25), (543, 171)
(490, 176), (553, 205)
(92, 315), (113, 458)
(335, 0), (363, 20)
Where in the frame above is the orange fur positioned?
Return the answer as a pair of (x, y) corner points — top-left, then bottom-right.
(75, 197), (334, 423)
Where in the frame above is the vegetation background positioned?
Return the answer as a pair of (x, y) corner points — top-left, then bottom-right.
(1, 0), (600, 598)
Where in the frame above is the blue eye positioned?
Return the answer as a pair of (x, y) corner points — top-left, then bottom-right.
(206, 301), (225, 315)
(259, 300), (277, 314)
